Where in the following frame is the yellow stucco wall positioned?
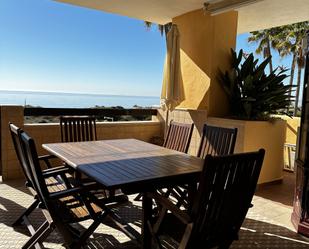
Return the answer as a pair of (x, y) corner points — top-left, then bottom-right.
(275, 115), (300, 170)
(207, 117), (286, 184)
(278, 115), (300, 145)
(243, 120), (286, 184)
(172, 9), (238, 116)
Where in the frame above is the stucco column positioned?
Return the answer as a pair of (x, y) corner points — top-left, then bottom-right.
(172, 9), (238, 116)
(0, 105), (24, 180)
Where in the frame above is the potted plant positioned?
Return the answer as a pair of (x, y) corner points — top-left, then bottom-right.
(207, 49), (294, 184)
(219, 49), (293, 120)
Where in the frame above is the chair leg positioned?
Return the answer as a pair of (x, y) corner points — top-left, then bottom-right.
(12, 198), (40, 226)
(68, 210), (109, 249)
(67, 224), (81, 238)
(108, 211), (141, 241)
(142, 193), (153, 249)
(22, 220), (54, 249)
(147, 220), (163, 249)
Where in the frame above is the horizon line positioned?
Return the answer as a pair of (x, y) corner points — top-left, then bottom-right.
(0, 89), (159, 99)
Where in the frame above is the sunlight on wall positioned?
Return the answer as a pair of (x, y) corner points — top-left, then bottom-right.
(172, 9), (238, 116)
(177, 49), (211, 109)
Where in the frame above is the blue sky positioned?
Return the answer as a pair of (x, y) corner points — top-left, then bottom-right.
(237, 34), (293, 75)
(0, 0), (294, 97)
(0, 0), (166, 96)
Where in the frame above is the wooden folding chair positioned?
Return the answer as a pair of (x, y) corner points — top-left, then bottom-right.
(9, 123), (72, 231)
(59, 115), (128, 202)
(135, 120), (194, 201)
(60, 116), (97, 142)
(147, 149), (265, 249)
(164, 124), (238, 209)
(163, 120), (194, 153)
(19, 131), (138, 249)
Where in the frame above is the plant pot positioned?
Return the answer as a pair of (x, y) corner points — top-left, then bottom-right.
(207, 117), (287, 184)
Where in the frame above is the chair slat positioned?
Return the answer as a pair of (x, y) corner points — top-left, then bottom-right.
(60, 116), (97, 142)
(163, 120), (194, 153)
(197, 124), (238, 158)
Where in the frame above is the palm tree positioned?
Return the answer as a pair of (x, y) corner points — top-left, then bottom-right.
(287, 22), (308, 115)
(274, 22), (309, 115)
(272, 27), (297, 113)
(144, 21), (172, 42)
(249, 22), (309, 116)
(248, 28), (280, 73)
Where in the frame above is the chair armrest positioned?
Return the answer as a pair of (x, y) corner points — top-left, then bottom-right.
(38, 154), (57, 161)
(67, 176), (102, 189)
(147, 192), (192, 224)
(42, 166), (71, 178)
(49, 186), (84, 199)
(43, 165), (67, 173)
(49, 181), (104, 200)
(38, 154), (58, 169)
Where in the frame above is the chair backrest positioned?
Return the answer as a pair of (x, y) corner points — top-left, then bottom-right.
(20, 132), (74, 244)
(9, 123), (34, 187)
(60, 116), (97, 142)
(19, 132), (50, 208)
(20, 131), (76, 245)
(197, 124), (238, 159)
(163, 121), (194, 153)
(188, 149), (265, 248)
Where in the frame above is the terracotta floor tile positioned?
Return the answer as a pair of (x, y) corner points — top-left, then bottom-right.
(1, 171), (309, 248)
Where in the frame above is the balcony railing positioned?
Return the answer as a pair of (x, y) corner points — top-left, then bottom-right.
(24, 107), (158, 123)
(24, 107), (157, 116)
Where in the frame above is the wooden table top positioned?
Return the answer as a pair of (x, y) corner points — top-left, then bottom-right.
(43, 139), (204, 191)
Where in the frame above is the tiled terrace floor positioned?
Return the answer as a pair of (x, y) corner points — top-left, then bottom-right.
(1, 172), (309, 249)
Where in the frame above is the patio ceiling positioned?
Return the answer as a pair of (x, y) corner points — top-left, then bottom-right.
(55, 0), (309, 33)
(237, 0), (309, 33)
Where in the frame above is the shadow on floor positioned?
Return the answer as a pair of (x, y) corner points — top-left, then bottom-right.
(2, 179), (34, 197)
(231, 218), (309, 249)
(157, 217), (309, 249)
(2, 176), (309, 249)
(0, 196), (36, 237)
(80, 233), (140, 249)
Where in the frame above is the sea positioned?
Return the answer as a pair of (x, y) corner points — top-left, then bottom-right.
(0, 90), (160, 108)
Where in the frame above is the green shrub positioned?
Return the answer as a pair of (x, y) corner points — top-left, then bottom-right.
(219, 49), (294, 120)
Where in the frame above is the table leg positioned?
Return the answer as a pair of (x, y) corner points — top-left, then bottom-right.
(187, 182), (197, 212)
(142, 192), (152, 249)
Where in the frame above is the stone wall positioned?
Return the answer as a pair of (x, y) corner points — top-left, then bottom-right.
(1, 105), (291, 184)
(0, 106), (24, 180)
(0, 105), (162, 180)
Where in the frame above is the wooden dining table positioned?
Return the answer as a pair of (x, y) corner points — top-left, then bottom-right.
(43, 138), (204, 248)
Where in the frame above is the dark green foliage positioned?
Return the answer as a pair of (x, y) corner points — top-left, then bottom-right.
(219, 49), (294, 120)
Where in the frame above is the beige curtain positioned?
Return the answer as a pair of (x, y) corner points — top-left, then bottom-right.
(160, 24), (183, 134)
(161, 24), (183, 111)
